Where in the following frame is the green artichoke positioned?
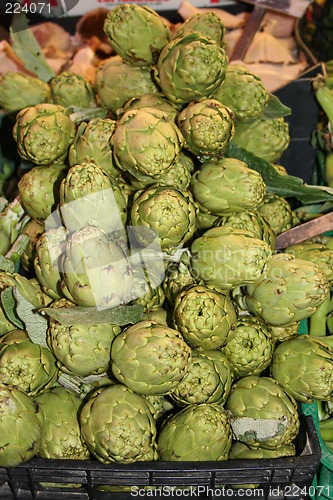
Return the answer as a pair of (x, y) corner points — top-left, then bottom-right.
(158, 403), (232, 461)
(245, 253), (330, 326)
(94, 56), (158, 115)
(21, 219), (45, 272)
(28, 277), (53, 308)
(141, 307), (168, 325)
(18, 164), (67, 221)
(170, 349), (233, 405)
(225, 375), (300, 450)
(177, 98), (235, 160)
(0, 329), (58, 396)
(112, 107), (184, 182)
(0, 383), (41, 466)
(270, 335), (333, 403)
(13, 103), (76, 165)
(229, 441), (296, 460)
(68, 118), (120, 177)
(190, 226), (272, 289)
(130, 185), (197, 252)
(80, 384), (157, 463)
(0, 71), (50, 114)
(191, 157), (266, 216)
(257, 194), (299, 235)
(163, 254), (197, 306)
(212, 65), (269, 122)
(34, 386), (90, 459)
(154, 32), (228, 105)
(111, 320), (191, 395)
(132, 268), (165, 312)
(60, 225), (133, 308)
(172, 12), (225, 46)
(286, 241), (333, 284)
(123, 93), (179, 122)
(34, 226), (68, 300)
(222, 316), (274, 378)
(59, 163), (127, 234)
(218, 209), (275, 249)
(269, 322), (300, 342)
(233, 117), (290, 163)
(0, 197), (28, 256)
(195, 204), (220, 232)
(127, 150), (193, 191)
(173, 284), (237, 350)
(50, 72), (97, 109)
(47, 299), (121, 377)
(104, 4), (170, 66)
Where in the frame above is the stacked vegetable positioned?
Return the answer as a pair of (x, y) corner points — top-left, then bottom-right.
(0, 4), (332, 471)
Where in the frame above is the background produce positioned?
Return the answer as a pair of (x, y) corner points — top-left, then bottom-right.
(0, 2), (332, 498)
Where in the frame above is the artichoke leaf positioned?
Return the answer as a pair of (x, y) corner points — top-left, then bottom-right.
(226, 143), (333, 204)
(230, 415), (288, 443)
(14, 287), (49, 348)
(10, 13), (55, 82)
(1, 286), (24, 329)
(262, 94), (292, 119)
(41, 302), (144, 326)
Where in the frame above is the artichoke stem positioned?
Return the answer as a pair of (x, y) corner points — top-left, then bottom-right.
(5, 233), (30, 265)
(309, 294), (331, 336)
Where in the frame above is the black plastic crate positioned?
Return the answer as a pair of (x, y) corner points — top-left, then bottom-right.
(0, 416), (321, 500)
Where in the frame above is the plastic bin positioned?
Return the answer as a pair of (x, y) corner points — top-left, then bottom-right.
(0, 415), (321, 500)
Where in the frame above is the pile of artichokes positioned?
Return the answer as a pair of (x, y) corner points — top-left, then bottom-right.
(0, 3), (332, 472)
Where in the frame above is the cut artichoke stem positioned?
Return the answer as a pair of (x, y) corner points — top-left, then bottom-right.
(231, 416), (288, 443)
(5, 233), (30, 265)
(0, 255), (15, 273)
(69, 106), (108, 125)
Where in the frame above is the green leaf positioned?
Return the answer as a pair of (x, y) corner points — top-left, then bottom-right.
(13, 287), (49, 348)
(225, 143), (333, 204)
(41, 302), (144, 326)
(0, 287), (24, 329)
(262, 94), (292, 119)
(10, 13), (55, 82)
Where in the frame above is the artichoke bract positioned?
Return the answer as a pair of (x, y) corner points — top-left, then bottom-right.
(60, 225), (133, 308)
(21, 219), (45, 272)
(13, 103), (76, 165)
(68, 118), (119, 177)
(128, 150), (194, 191)
(155, 32), (228, 105)
(212, 65), (269, 122)
(104, 4), (170, 66)
(130, 185), (197, 252)
(0, 72), (50, 114)
(222, 316), (275, 378)
(177, 98), (235, 160)
(225, 375), (300, 450)
(270, 335), (333, 403)
(59, 163), (127, 234)
(173, 284), (237, 350)
(112, 107), (184, 182)
(172, 12), (225, 46)
(34, 386), (90, 459)
(269, 322), (300, 343)
(111, 320), (191, 395)
(123, 93), (179, 123)
(257, 194), (299, 235)
(163, 254), (197, 306)
(94, 56), (158, 115)
(170, 349), (233, 406)
(50, 72), (97, 109)
(190, 226), (272, 289)
(190, 157), (266, 216)
(48, 299), (121, 377)
(0, 383), (41, 467)
(0, 329), (58, 396)
(34, 226), (68, 300)
(218, 209), (275, 249)
(18, 164), (67, 222)
(233, 117), (290, 163)
(245, 253), (330, 326)
(158, 403), (232, 461)
(286, 241), (333, 284)
(80, 384), (157, 463)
